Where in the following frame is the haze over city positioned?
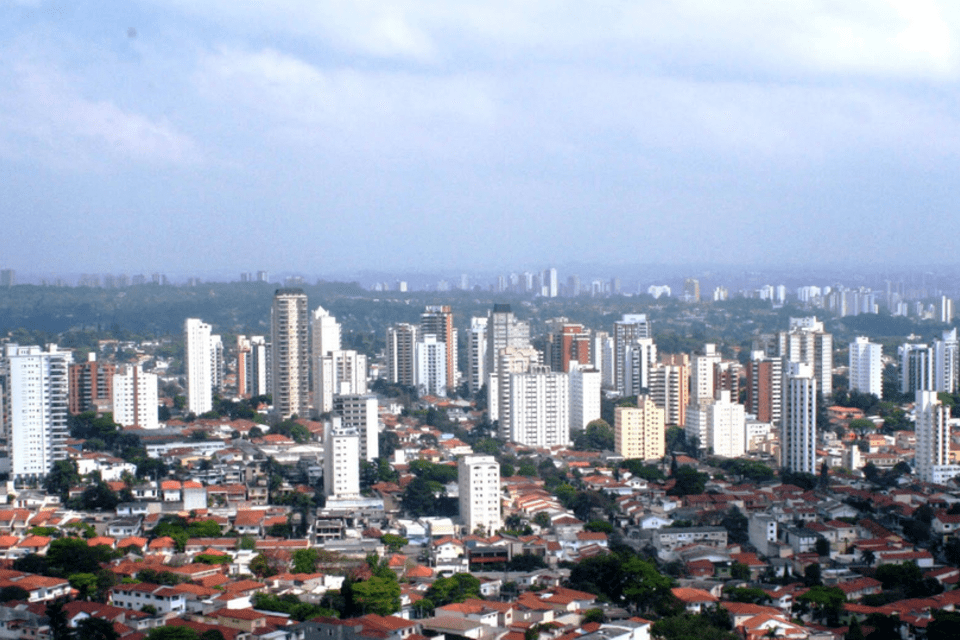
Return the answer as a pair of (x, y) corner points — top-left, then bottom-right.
(3, 2), (960, 274)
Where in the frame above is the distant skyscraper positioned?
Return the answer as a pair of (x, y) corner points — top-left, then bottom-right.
(614, 314), (652, 395)
(683, 278), (700, 302)
(849, 337), (882, 398)
(614, 397), (665, 461)
(113, 364), (159, 429)
(184, 318), (214, 415)
(2, 344), (71, 481)
(781, 362), (817, 474)
(386, 323), (418, 387)
(778, 317), (833, 398)
(421, 305), (456, 394)
(915, 390), (960, 484)
(271, 289), (310, 419)
(459, 455), (501, 536)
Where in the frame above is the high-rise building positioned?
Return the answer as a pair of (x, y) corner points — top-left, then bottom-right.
(849, 337), (882, 398)
(746, 352), (782, 426)
(542, 268), (558, 298)
(650, 354), (689, 426)
(415, 335), (447, 397)
(493, 346), (541, 436)
(323, 416), (360, 500)
(210, 334), (224, 394)
(312, 305), (342, 359)
(385, 323), (418, 387)
(485, 305), (531, 377)
(683, 278), (700, 303)
(546, 321), (591, 373)
(778, 317), (833, 398)
(685, 390), (745, 458)
(1, 344), (71, 481)
(466, 317), (487, 395)
(915, 390), (960, 484)
(316, 350), (367, 414)
(271, 289), (310, 419)
(113, 364), (159, 429)
(333, 394), (379, 462)
(569, 364), (601, 433)
(593, 331), (614, 389)
(508, 366), (569, 447)
(458, 455), (501, 536)
(781, 362), (817, 474)
(614, 314), (652, 395)
(900, 343), (934, 395)
(68, 353), (115, 414)
(624, 338), (657, 397)
(421, 306), (456, 393)
(691, 344), (721, 404)
(184, 318), (214, 415)
(935, 329), (959, 394)
(237, 335), (269, 398)
(614, 397), (665, 460)
(939, 296), (955, 324)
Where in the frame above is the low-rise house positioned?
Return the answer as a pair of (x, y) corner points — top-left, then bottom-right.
(109, 583), (187, 615)
(671, 587), (718, 614)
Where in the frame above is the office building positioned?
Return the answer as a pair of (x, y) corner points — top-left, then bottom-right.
(569, 364), (601, 433)
(184, 318), (214, 415)
(915, 390), (960, 484)
(614, 314), (652, 395)
(781, 362), (817, 474)
(113, 364), (159, 429)
(684, 390), (745, 458)
(316, 349), (367, 414)
(386, 323), (418, 387)
(333, 394), (379, 462)
(2, 344), (71, 481)
(421, 305), (457, 393)
(271, 289), (310, 419)
(778, 316), (833, 398)
(614, 397), (665, 461)
(746, 352), (782, 426)
(458, 455), (501, 536)
(323, 416), (360, 500)
(508, 366), (569, 447)
(466, 317), (487, 395)
(68, 354), (115, 414)
(415, 335), (447, 397)
(849, 337), (882, 398)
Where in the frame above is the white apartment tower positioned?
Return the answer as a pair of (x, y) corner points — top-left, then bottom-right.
(311, 305), (342, 359)
(386, 323), (418, 387)
(333, 394), (379, 462)
(781, 362), (817, 474)
(508, 366), (570, 447)
(421, 305), (457, 395)
(271, 288), (310, 419)
(467, 317), (488, 395)
(323, 416), (360, 500)
(614, 397), (665, 461)
(614, 314), (652, 395)
(779, 317), (833, 398)
(237, 335), (268, 398)
(458, 455), (501, 536)
(935, 329), (959, 394)
(493, 346), (541, 436)
(316, 350), (367, 414)
(848, 337), (882, 398)
(569, 364), (601, 432)
(691, 343), (722, 404)
(210, 335), (224, 394)
(900, 343), (934, 394)
(485, 305), (531, 378)
(916, 390), (960, 484)
(2, 344), (72, 481)
(684, 390), (745, 458)
(184, 318), (214, 415)
(113, 364), (159, 429)
(415, 335), (448, 397)
(624, 338), (657, 397)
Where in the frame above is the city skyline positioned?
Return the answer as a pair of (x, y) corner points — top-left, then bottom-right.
(3, 3), (960, 273)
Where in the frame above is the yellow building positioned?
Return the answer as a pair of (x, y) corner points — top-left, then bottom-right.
(615, 396), (666, 461)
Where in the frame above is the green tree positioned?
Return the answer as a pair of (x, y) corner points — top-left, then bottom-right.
(927, 610), (960, 640)
(725, 587), (770, 604)
(669, 466), (708, 496)
(652, 614), (738, 640)
(44, 461), (80, 500)
(146, 627), (200, 640)
(729, 562), (751, 581)
(797, 586), (845, 626)
(352, 575), (401, 616)
(200, 631), (226, 640)
(574, 419), (615, 451)
(583, 609), (605, 624)
(76, 617), (119, 640)
(381, 534), (408, 553)
(69, 573), (99, 600)
(569, 552), (674, 613)
(401, 476), (444, 517)
(292, 548), (319, 574)
(584, 520), (614, 534)
(424, 573), (481, 607)
(816, 537), (831, 557)
(846, 617), (865, 640)
(250, 553), (277, 578)
(0, 585), (29, 602)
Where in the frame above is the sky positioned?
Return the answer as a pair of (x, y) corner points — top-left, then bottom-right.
(2, 1), (960, 277)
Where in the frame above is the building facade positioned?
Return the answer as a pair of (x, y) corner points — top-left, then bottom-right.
(781, 362), (817, 474)
(849, 337), (882, 398)
(271, 289), (310, 419)
(614, 398), (665, 461)
(915, 390), (960, 484)
(113, 364), (159, 429)
(68, 354), (115, 414)
(458, 455), (501, 536)
(507, 366), (570, 447)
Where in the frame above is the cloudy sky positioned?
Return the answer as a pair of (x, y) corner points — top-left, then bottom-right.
(2, 1), (960, 277)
